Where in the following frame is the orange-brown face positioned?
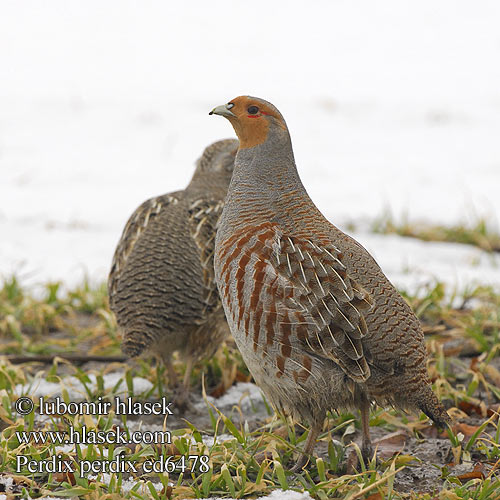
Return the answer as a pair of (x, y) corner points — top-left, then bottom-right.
(210, 96), (286, 149)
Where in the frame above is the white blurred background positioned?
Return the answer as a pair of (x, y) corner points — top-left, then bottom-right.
(1, 0), (500, 291)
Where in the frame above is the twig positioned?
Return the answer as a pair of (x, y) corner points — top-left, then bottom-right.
(2, 354), (128, 364)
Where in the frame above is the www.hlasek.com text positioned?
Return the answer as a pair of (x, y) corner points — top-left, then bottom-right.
(16, 425), (171, 446)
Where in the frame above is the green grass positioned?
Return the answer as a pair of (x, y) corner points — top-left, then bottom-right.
(369, 212), (500, 253)
(0, 276), (118, 357)
(1, 277), (500, 498)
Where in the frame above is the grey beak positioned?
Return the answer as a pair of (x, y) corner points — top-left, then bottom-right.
(209, 103), (236, 118)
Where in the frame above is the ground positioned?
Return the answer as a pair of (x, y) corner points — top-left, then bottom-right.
(0, 272), (499, 499)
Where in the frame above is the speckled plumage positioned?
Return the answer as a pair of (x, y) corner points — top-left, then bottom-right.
(210, 97), (450, 469)
(108, 139), (238, 404)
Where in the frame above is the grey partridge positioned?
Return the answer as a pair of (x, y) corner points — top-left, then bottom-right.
(108, 139), (238, 406)
(210, 97), (450, 470)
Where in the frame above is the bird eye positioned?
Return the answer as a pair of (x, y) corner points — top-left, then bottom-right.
(227, 102), (234, 109)
(247, 105), (259, 115)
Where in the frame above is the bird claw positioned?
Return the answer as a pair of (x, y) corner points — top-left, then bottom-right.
(172, 386), (196, 413)
(361, 441), (374, 465)
(289, 454), (309, 474)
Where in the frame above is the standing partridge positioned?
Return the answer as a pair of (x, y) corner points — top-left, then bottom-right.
(108, 139), (238, 407)
(210, 97), (450, 470)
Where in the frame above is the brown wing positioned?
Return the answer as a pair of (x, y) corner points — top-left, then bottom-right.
(272, 235), (373, 381)
(187, 197), (225, 314)
(108, 194), (179, 309)
(218, 224), (374, 382)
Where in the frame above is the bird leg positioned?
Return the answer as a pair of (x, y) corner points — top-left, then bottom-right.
(360, 397), (373, 463)
(182, 357), (193, 393)
(173, 358), (195, 412)
(161, 354), (179, 388)
(290, 422), (322, 472)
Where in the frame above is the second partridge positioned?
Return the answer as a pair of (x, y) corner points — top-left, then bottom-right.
(210, 97), (450, 470)
(108, 139), (238, 407)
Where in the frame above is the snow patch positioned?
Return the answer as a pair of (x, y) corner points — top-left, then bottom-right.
(207, 491), (312, 500)
(199, 382), (265, 412)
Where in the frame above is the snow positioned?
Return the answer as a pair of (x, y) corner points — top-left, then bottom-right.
(86, 475), (166, 494)
(0, 472), (311, 500)
(357, 232), (500, 295)
(14, 374), (260, 412)
(208, 491), (312, 500)
(1, 1), (500, 293)
(0, 476), (13, 494)
(0, 475), (165, 500)
(199, 382), (265, 412)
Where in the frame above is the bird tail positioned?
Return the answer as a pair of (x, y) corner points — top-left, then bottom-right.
(121, 327), (155, 358)
(417, 388), (451, 428)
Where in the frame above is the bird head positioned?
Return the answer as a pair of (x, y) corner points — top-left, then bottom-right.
(210, 96), (287, 149)
(196, 138), (238, 176)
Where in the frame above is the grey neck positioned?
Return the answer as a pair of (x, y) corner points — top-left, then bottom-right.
(219, 125), (315, 238)
(232, 125), (303, 194)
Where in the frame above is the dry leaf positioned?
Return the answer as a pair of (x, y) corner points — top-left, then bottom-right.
(365, 493), (383, 500)
(441, 422), (481, 439)
(458, 401), (486, 417)
(235, 370), (252, 382)
(160, 485), (173, 499)
(210, 383), (226, 398)
(457, 462), (486, 481)
(456, 423), (481, 437)
(345, 447), (360, 475)
(53, 470), (76, 485)
(439, 491), (461, 500)
(373, 431), (407, 459)
(487, 403), (500, 418)
(470, 357), (479, 372)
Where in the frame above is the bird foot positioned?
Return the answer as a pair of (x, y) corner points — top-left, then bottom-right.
(361, 441), (374, 465)
(289, 453), (309, 473)
(172, 386), (195, 413)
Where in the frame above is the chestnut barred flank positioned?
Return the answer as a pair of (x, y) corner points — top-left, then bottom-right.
(217, 223), (374, 383)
